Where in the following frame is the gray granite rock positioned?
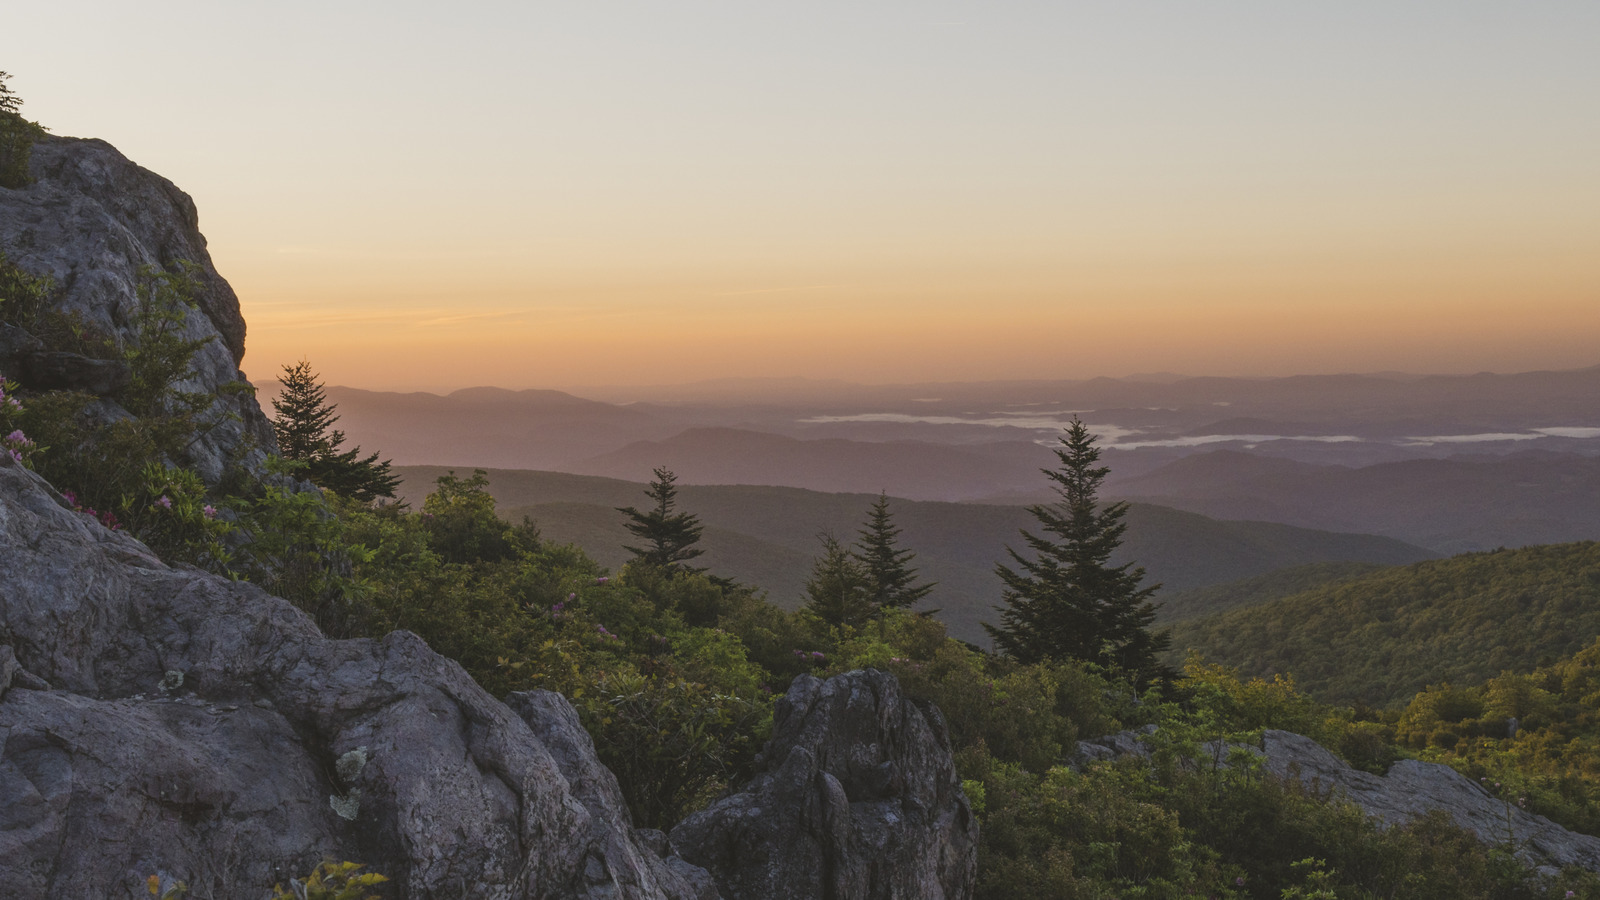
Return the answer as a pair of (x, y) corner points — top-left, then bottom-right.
(506, 690), (718, 900)
(1262, 729), (1600, 872)
(0, 455), (704, 899)
(0, 136), (275, 481)
(1071, 724), (1600, 873)
(670, 669), (978, 900)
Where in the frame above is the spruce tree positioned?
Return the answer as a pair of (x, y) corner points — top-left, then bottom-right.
(853, 491), (934, 612)
(618, 467), (705, 573)
(984, 417), (1170, 681)
(803, 532), (874, 629)
(0, 72), (47, 189)
(271, 360), (399, 503)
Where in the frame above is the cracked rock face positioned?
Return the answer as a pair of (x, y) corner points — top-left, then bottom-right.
(0, 456), (709, 899)
(0, 136), (275, 482)
(670, 669), (979, 900)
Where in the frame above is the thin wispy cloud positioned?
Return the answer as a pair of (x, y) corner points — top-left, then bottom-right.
(714, 284), (847, 297)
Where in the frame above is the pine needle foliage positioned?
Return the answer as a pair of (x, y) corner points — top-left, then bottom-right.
(853, 491), (935, 612)
(985, 417), (1170, 681)
(271, 360), (398, 502)
(0, 71), (47, 189)
(618, 466), (705, 573)
(804, 532), (875, 629)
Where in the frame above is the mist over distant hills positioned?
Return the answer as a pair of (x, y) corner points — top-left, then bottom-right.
(277, 364), (1600, 554)
(1110, 449), (1600, 554)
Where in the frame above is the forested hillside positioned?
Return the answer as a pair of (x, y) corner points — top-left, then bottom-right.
(1171, 542), (1600, 706)
(1154, 560), (1393, 624)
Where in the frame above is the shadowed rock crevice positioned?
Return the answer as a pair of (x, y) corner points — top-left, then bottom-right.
(670, 669), (979, 900)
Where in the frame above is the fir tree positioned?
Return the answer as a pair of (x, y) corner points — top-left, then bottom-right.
(0, 72), (47, 189)
(984, 417), (1170, 682)
(271, 360), (399, 503)
(853, 491), (934, 612)
(618, 467), (705, 573)
(803, 532), (874, 629)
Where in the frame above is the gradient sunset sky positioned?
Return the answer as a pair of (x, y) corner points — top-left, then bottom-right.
(6, 2), (1599, 390)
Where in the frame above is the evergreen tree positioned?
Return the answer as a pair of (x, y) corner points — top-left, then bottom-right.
(984, 417), (1170, 681)
(618, 467), (705, 573)
(853, 491), (934, 612)
(0, 72), (47, 189)
(803, 532), (874, 629)
(271, 360), (399, 503)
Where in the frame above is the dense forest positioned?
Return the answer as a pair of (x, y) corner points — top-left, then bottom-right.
(1170, 543), (1600, 706)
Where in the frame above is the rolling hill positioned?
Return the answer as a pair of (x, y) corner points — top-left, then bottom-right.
(395, 466), (1436, 645)
(1153, 560), (1393, 624)
(1168, 541), (1600, 707)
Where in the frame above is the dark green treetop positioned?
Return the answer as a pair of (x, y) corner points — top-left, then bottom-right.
(421, 469), (538, 565)
(853, 491), (935, 612)
(271, 360), (399, 503)
(985, 417), (1170, 683)
(803, 532), (875, 629)
(0, 71), (48, 189)
(618, 467), (705, 573)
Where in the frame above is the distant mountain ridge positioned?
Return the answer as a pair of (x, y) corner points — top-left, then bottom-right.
(1110, 449), (1600, 553)
(262, 364), (1600, 542)
(394, 466), (1435, 645)
(565, 427), (1057, 501)
(251, 383), (678, 471)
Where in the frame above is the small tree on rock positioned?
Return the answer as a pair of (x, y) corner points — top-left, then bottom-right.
(985, 417), (1170, 683)
(0, 72), (48, 189)
(853, 491), (934, 613)
(618, 467), (705, 574)
(271, 360), (399, 503)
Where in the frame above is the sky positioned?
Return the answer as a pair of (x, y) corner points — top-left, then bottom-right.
(5, 2), (1599, 391)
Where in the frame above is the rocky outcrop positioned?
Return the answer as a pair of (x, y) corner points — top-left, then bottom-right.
(670, 669), (979, 900)
(507, 691), (720, 900)
(0, 136), (274, 481)
(1261, 729), (1600, 873)
(1073, 725), (1600, 874)
(0, 454), (710, 899)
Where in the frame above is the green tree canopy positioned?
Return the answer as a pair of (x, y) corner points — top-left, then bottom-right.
(421, 469), (537, 565)
(985, 417), (1170, 683)
(853, 491), (934, 612)
(803, 532), (874, 629)
(271, 360), (399, 503)
(618, 467), (705, 573)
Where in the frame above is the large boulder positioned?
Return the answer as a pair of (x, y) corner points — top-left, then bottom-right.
(0, 454), (708, 899)
(0, 136), (275, 481)
(670, 669), (979, 900)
